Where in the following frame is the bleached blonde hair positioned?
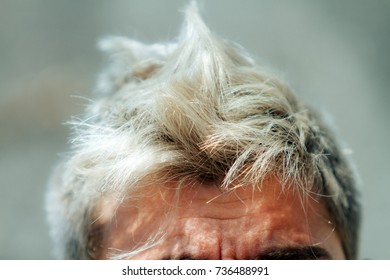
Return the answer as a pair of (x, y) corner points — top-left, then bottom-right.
(46, 3), (360, 259)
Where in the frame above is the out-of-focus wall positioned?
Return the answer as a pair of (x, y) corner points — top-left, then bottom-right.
(1, 0), (389, 259)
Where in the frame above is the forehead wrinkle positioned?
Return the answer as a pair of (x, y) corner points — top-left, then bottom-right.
(147, 216), (222, 260)
(235, 221), (314, 260)
(97, 177), (339, 259)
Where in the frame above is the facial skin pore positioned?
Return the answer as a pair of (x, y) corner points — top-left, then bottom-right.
(93, 177), (345, 260)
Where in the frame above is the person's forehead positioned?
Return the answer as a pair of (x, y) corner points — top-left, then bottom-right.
(123, 177), (327, 219)
(98, 177), (338, 258)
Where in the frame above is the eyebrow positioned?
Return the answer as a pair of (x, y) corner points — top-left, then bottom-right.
(254, 246), (332, 260)
(163, 246), (332, 260)
(163, 254), (202, 260)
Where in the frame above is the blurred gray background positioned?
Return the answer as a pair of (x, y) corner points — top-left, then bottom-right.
(1, 0), (389, 259)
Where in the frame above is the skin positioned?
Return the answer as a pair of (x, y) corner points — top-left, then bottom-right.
(94, 177), (345, 259)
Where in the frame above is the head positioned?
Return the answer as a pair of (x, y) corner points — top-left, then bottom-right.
(46, 3), (360, 260)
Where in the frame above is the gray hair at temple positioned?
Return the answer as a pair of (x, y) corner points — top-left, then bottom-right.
(46, 3), (361, 259)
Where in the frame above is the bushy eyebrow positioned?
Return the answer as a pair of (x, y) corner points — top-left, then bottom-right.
(254, 246), (332, 260)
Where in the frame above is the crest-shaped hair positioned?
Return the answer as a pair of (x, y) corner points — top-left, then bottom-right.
(46, 2), (360, 259)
